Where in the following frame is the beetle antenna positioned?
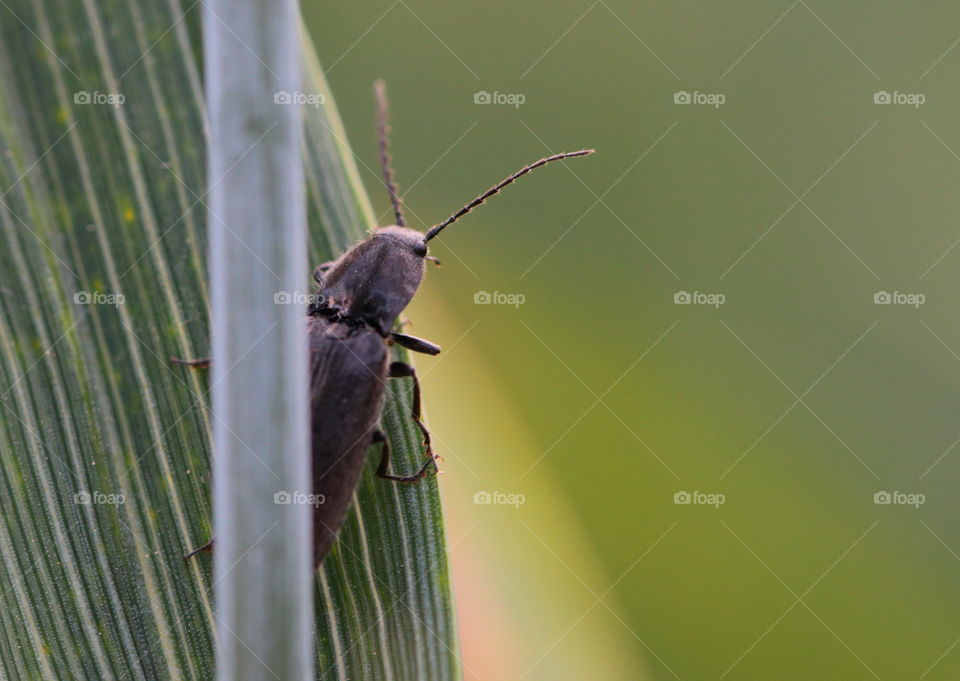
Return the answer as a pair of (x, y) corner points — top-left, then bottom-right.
(424, 149), (594, 241)
(375, 80), (405, 227)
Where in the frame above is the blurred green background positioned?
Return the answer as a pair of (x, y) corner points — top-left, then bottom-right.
(306, 2), (960, 679)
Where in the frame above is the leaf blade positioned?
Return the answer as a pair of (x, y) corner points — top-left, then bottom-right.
(0, 4), (457, 681)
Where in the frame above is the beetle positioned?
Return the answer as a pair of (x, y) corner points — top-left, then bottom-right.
(179, 81), (593, 567)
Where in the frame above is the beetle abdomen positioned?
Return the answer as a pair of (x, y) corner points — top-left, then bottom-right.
(308, 316), (388, 567)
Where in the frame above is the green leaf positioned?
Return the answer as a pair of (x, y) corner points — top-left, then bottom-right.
(0, 4), (457, 680)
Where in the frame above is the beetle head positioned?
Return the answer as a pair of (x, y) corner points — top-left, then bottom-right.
(375, 225), (428, 258)
(318, 226), (426, 335)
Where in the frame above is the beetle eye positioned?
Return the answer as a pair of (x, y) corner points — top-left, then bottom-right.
(413, 243), (427, 257)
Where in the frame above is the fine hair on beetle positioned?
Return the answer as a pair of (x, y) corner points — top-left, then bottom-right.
(180, 81), (593, 567)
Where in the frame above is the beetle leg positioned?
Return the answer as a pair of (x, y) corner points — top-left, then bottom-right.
(373, 428), (438, 483)
(184, 537), (214, 561)
(389, 332), (441, 356)
(388, 361), (442, 463)
(170, 356), (211, 369)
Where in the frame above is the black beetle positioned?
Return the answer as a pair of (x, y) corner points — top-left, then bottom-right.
(180, 81), (593, 567)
